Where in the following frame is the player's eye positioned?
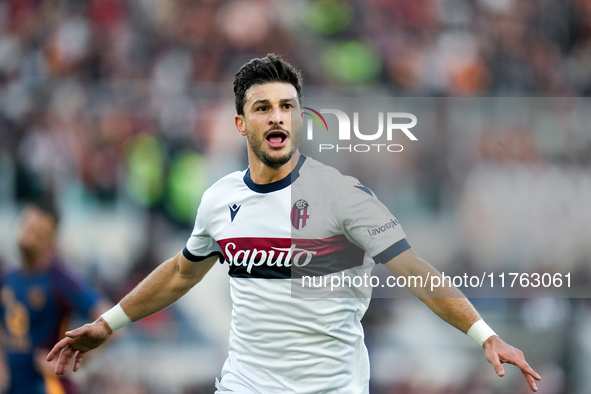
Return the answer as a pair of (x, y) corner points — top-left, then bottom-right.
(283, 103), (292, 109)
(257, 106), (267, 111)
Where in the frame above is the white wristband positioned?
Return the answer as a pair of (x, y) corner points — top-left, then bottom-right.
(101, 303), (132, 333)
(467, 319), (496, 347)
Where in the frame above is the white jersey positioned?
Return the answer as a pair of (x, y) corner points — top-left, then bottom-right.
(184, 155), (409, 393)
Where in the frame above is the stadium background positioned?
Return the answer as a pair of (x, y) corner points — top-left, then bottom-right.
(0, 0), (590, 392)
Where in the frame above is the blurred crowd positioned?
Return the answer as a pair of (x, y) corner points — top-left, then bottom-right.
(1, 0), (591, 393)
(1, 0), (591, 221)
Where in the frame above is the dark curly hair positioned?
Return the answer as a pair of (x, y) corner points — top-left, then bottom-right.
(233, 53), (302, 116)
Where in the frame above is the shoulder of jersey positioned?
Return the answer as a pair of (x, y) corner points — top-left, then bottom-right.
(301, 156), (348, 182)
(201, 170), (246, 200)
(48, 261), (88, 290)
(302, 157), (361, 190)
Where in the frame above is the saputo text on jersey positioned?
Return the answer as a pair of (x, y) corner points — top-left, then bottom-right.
(224, 242), (318, 274)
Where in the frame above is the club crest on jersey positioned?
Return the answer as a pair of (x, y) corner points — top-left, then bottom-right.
(291, 199), (310, 229)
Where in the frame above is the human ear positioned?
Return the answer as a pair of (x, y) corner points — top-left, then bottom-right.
(235, 115), (247, 136)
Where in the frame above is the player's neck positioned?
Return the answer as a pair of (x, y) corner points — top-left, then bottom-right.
(21, 249), (53, 273)
(248, 151), (301, 185)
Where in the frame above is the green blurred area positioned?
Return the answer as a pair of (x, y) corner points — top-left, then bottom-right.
(125, 134), (167, 208)
(303, 0), (353, 35)
(322, 41), (382, 83)
(165, 151), (208, 225)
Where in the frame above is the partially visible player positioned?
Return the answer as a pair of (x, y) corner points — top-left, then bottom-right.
(46, 54), (541, 393)
(0, 201), (110, 394)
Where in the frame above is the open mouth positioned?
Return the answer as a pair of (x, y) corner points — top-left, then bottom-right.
(266, 130), (288, 148)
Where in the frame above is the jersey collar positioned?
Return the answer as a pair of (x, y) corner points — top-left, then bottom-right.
(243, 154), (306, 193)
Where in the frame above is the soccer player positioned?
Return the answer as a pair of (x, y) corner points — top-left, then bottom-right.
(0, 201), (110, 394)
(47, 54), (542, 393)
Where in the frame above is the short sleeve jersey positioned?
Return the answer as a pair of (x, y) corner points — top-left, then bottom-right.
(184, 155), (410, 394)
(0, 258), (102, 394)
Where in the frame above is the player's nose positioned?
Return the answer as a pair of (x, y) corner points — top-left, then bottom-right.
(268, 106), (284, 125)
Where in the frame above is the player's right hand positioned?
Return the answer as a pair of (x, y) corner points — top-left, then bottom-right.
(46, 317), (112, 375)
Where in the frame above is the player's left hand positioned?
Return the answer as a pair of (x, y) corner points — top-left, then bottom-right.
(483, 335), (541, 392)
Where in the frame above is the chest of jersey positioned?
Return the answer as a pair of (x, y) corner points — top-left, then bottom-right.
(1, 274), (60, 352)
(206, 183), (365, 279)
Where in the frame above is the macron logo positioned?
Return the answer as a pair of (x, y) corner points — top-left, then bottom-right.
(229, 204), (241, 222)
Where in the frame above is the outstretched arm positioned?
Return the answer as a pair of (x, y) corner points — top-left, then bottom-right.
(385, 248), (541, 392)
(47, 251), (217, 375)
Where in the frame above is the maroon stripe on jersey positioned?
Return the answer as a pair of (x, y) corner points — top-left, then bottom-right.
(295, 235), (352, 256)
(217, 236), (365, 279)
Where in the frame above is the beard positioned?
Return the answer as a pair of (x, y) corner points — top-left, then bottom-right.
(246, 123), (302, 169)
(18, 241), (39, 264)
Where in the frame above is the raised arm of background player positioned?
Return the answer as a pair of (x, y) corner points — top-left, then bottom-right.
(46, 251), (217, 375)
(386, 248), (542, 392)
